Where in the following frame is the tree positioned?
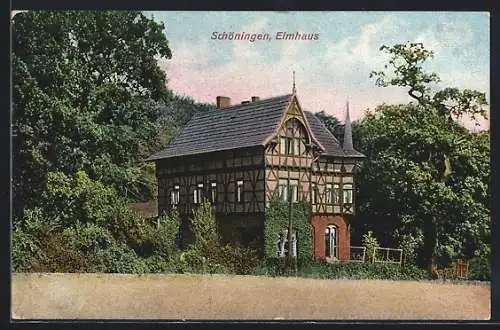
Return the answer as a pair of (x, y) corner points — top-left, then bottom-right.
(353, 42), (490, 271)
(370, 42), (487, 121)
(12, 11), (173, 218)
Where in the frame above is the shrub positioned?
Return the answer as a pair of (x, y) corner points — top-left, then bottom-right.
(258, 258), (429, 281)
(362, 231), (380, 263)
(215, 245), (260, 275)
(62, 222), (113, 255)
(11, 208), (48, 272)
(151, 208), (181, 258)
(467, 257), (491, 281)
(92, 242), (149, 273)
(189, 200), (221, 257)
(177, 249), (209, 273)
(394, 231), (422, 266)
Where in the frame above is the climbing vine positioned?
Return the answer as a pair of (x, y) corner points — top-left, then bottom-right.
(264, 199), (312, 260)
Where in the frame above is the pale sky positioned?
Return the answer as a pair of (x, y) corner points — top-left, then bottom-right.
(144, 11), (490, 130)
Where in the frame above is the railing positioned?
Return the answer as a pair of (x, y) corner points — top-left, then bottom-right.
(373, 247), (403, 265)
(436, 259), (469, 281)
(349, 246), (366, 262)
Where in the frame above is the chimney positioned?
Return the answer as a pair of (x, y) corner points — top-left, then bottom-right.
(216, 96), (231, 109)
(251, 96), (260, 102)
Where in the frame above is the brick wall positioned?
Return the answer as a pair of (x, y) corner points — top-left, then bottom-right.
(310, 215), (350, 261)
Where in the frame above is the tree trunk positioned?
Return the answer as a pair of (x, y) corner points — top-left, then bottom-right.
(422, 216), (439, 275)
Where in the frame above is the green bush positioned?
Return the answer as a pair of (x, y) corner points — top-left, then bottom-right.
(264, 200), (312, 260)
(189, 200), (221, 257)
(362, 231), (380, 263)
(144, 254), (175, 273)
(11, 208), (48, 272)
(256, 258), (429, 281)
(215, 245), (260, 275)
(62, 222), (113, 254)
(467, 257), (491, 281)
(92, 242), (150, 273)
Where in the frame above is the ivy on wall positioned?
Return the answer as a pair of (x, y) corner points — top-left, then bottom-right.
(264, 199), (312, 260)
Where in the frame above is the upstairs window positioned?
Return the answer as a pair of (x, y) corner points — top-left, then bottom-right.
(193, 183), (203, 204)
(277, 179), (288, 201)
(343, 184), (353, 204)
(325, 184), (333, 204)
(209, 182), (217, 204)
(236, 180), (244, 203)
(311, 183), (318, 204)
(277, 179), (299, 202)
(279, 137), (298, 155)
(171, 185), (180, 205)
(333, 184), (341, 204)
(289, 179), (299, 203)
(279, 137), (287, 155)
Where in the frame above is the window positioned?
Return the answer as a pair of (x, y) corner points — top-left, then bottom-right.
(276, 230), (297, 258)
(286, 138), (294, 155)
(170, 185), (180, 205)
(277, 179), (288, 201)
(289, 179), (299, 203)
(311, 183), (317, 204)
(210, 182), (217, 203)
(343, 184), (353, 204)
(277, 179), (299, 202)
(193, 183), (203, 204)
(333, 184), (341, 204)
(294, 138), (300, 155)
(236, 180), (244, 203)
(279, 136), (298, 155)
(325, 225), (337, 258)
(279, 137), (286, 155)
(325, 184), (333, 204)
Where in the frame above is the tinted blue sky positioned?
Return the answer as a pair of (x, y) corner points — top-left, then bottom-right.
(144, 11), (489, 129)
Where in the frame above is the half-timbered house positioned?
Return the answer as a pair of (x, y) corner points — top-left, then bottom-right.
(147, 91), (365, 261)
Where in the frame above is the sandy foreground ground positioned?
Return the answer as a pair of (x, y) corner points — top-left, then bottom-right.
(11, 273), (490, 320)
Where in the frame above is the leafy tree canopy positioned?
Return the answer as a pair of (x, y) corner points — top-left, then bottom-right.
(370, 42), (488, 121)
(12, 11), (173, 217)
(353, 42), (490, 270)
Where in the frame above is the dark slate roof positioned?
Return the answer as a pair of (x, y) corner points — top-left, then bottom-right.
(304, 111), (365, 158)
(147, 94), (292, 160)
(147, 94), (365, 161)
(303, 111), (344, 157)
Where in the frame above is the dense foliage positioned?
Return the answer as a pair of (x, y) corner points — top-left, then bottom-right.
(253, 258), (428, 281)
(11, 11), (489, 282)
(264, 200), (312, 261)
(12, 11), (173, 219)
(352, 43), (490, 272)
(11, 171), (181, 273)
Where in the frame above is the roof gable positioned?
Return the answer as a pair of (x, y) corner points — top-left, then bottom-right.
(147, 93), (365, 161)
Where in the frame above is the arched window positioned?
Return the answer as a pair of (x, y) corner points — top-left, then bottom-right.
(325, 225), (337, 258)
(279, 118), (309, 156)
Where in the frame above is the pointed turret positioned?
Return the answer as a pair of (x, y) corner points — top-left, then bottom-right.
(343, 100), (354, 150)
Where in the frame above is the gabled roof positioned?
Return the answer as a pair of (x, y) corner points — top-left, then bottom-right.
(147, 93), (365, 161)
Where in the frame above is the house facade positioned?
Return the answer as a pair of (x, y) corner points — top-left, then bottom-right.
(147, 92), (364, 261)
